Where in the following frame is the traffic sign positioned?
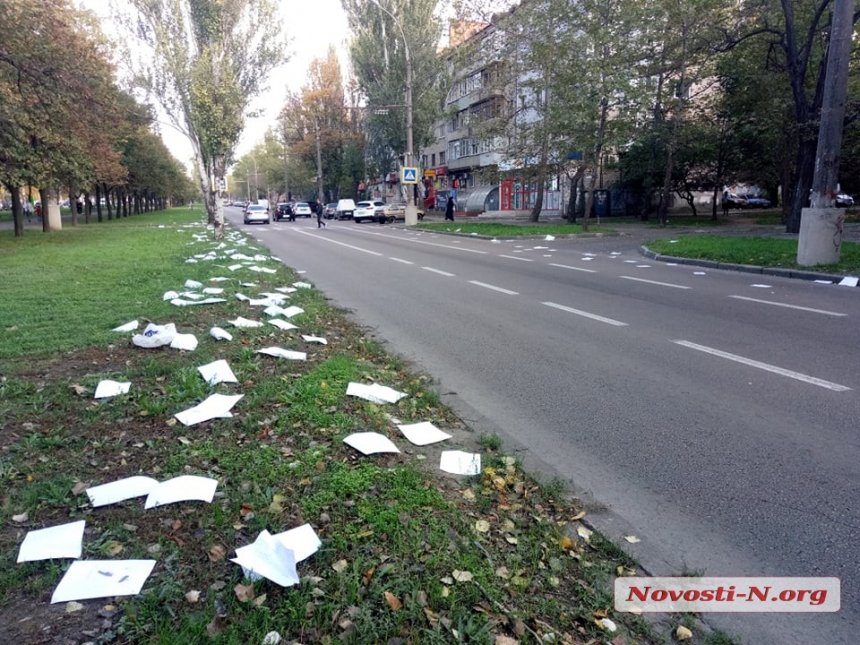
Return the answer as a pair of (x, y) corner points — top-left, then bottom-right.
(402, 167), (419, 184)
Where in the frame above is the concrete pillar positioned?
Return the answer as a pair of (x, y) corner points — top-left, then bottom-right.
(797, 207), (844, 266)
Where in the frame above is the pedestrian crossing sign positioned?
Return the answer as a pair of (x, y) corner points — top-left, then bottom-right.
(402, 167), (419, 184)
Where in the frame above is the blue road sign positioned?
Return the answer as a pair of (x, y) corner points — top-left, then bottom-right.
(402, 167), (419, 184)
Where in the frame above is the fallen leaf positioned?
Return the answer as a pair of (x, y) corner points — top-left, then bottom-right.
(206, 616), (224, 636)
(71, 384), (88, 396)
(65, 601), (84, 613)
(234, 583), (255, 602)
(12, 513), (28, 523)
(495, 636), (518, 645)
(185, 590), (201, 603)
(474, 519), (490, 533)
(513, 618), (526, 636)
(240, 503), (255, 517)
(177, 436), (192, 445)
(461, 489), (475, 500)
(495, 566), (510, 579)
(165, 418), (177, 427)
(332, 559), (348, 573)
(253, 593), (268, 607)
(147, 543), (161, 555)
(570, 510), (586, 521)
(505, 535), (518, 545)
(676, 626), (693, 640)
(577, 525), (593, 541)
(104, 541), (124, 556)
(268, 495), (284, 514)
(440, 576), (453, 585)
(384, 591), (403, 611)
(262, 631), (281, 645)
(559, 536), (572, 549)
(624, 535), (641, 544)
(452, 570), (473, 582)
(596, 618), (617, 632)
(209, 544), (226, 562)
(71, 481), (88, 496)
(172, 519), (182, 531)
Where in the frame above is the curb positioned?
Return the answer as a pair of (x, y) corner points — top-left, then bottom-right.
(639, 244), (851, 283)
(398, 225), (621, 241)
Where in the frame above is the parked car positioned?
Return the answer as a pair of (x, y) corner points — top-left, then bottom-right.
(335, 199), (356, 220)
(353, 200), (388, 223)
(742, 194), (771, 208)
(275, 202), (293, 221)
(243, 204), (270, 225)
(381, 202), (425, 223)
(722, 193), (748, 209)
(324, 203), (338, 219)
(835, 193), (854, 207)
(293, 202), (313, 218)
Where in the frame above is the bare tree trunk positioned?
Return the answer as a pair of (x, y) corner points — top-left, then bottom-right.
(40, 186), (62, 231)
(69, 182), (78, 226)
(529, 168), (545, 222)
(104, 184), (113, 220)
(95, 184), (103, 222)
(10, 186), (24, 237)
(84, 191), (92, 223)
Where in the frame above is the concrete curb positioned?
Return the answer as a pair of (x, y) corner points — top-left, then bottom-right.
(639, 244), (850, 283)
(396, 225), (622, 241)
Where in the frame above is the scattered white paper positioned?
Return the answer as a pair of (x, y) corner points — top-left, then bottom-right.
(275, 287), (298, 294)
(301, 335), (327, 345)
(694, 271), (707, 275)
(17, 520), (86, 563)
(144, 475), (219, 509)
(174, 393), (243, 426)
(230, 253), (254, 261)
(346, 382), (407, 404)
(94, 380), (131, 399)
(170, 333), (198, 351)
(814, 279), (833, 284)
(240, 282), (258, 288)
(666, 263), (678, 266)
(132, 323), (176, 348)
(250, 296), (286, 307)
(170, 297), (226, 307)
(397, 421), (452, 446)
(209, 277), (230, 282)
(231, 530), (299, 587)
(282, 306), (305, 318)
(257, 347), (307, 360)
(51, 560), (156, 604)
(249, 265), (277, 274)
(184, 279), (203, 289)
(343, 432), (401, 455)
(751, 284), (773, 288)
(229, 317), (264, 328)
(668, 239), (679, 243)
(271, 523), (322, 562)
(624, 260), (637, 263)
(86, 476), (159, 507)
(581, 257), (593, 261)
(235, 293), (250, 301)
(185, 259), (198, 263)
(636, 265), (651, 268)
(179, 292), (205, 300)
(210, 327), (233, 341)
(198, 359), (237, 385)
(228, 264), (243, 271)
(293, 281), (312, 289)
(268, 319), (298, 331)
(202, 287), (224, 295)
(610, 252), (622, 256)
(112, 320), (138, 332)
(440, 451), (481, 476)
(838, 276), (858, 287)
(264, 305), (288, 317)
(545, 235), (555, 241)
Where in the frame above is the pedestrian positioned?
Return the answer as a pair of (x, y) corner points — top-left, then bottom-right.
(24, 200), (32, 222)
(35, 202), (42, 220)
(316, 199), (326, 228)
(721, 190), (730, 218)
(445, 194), (456, 221)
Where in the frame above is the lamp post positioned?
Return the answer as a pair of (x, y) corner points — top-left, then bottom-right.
(370, 0), (417, 225)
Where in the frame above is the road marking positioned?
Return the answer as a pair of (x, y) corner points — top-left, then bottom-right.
(542, 302), (628, 326)
(348, 228), (487, 254)
(499, 254), (533, 262)
(728, 295), (846, 317)
(674, 340), (851, 392)
(469, 280), (519, 295)
(549, 263), (597, 274)
(294, 229), (383, 255)
(620, 276), (691, 290)
(423, 267), (455, 277)
(389, 257), (413, 265)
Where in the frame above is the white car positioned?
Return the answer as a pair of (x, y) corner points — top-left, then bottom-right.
(353, 200), (386, 223)
(335, 199), (356, 220)
(294, 202), (313, 217)
(244, 204), (270, 225)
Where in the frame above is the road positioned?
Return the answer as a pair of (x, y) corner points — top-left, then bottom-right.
(228, 209), (860, 644)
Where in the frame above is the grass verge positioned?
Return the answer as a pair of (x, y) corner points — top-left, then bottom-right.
(647, 235), (860, 274)
(414, 222), (613, 236)
(1, 208), (715, 645)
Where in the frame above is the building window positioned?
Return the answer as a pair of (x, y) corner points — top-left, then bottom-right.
(422, 155), (427, 167)
(431, 153), (436, 167)
(439, 151), (446, 164)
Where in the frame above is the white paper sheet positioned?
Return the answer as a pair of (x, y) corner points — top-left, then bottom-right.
(94, 380), (131, 399)
(250, 296), (286, 307)
(162, 290), (180, 301)
(439, 451), (481, 476)
(112, 320), (138, 332)
(269, 319), (298, 331)
(184, 279), (203, 289)
(170, 297), (226, 307)
(231, 530), (299, 587)
(343, 432), (401, 455)
(144, 475), (219, 509)
(814, 279), (833, 284)
(229, 317), (264, 328)
(346, 382), (407, 404)
(751, 284), (773, 288)
(301, 335), (327, 345)
(228, 264), (243, 271)
(249, 265), (277, 274)
(240, 283), (257, 288)
(282, 306), (305, 319)
(264, 305), (288, 317)
(86, 476), (159, 507)
(254, 254), (269, 262)
(397, 421), (452, 446)
(202, 287), (224, 295)
(231, 253), (253, 261)
(170, 333), (198, 351)
(198, 359), (237, 385)
(275, 287), (298, 294)
(51, 560), (156, 603)
(210, 277), (230, 282)
(235, 293), (250, 301)
(257, 347), (307, 360)
(185, 259), (198, 263)
(839, 276), (859, 287)
(179, 292), (205, 300)
(17, 520), (86, 563)
(132, 323), (176, 348)
(293, 282), (312, 289)
(271, 523), (322, 562)
(174, 393), (243, 426)
(210, 327), (233, 341)
(545, 235), (555, 241)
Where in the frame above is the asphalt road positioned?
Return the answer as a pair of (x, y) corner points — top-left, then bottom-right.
(228, 209), (860, 644)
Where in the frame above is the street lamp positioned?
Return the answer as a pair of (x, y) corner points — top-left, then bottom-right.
(370, 0), (417, 225)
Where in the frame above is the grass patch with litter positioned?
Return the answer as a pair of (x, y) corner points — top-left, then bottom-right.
(0, 209), (704, 644)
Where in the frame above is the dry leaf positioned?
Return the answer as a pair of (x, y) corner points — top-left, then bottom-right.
(71, 481), (88, 496)
(185, 590), (201, 603)
(461, 489), (475, 500)
(12, 513), (28, 523)
(65, 601), (84, 613)
(384, 591), (403, 611)
(71, 384), (88, 396)
(474, 519), (490, 533)
(623, 535), (641, 544)
(676, 626), (693, 640)
(559, 536), (572, 549)
(570, 510), (586, 521)
(452, 570), (474, 582)
(177, 436), (192, 445)
(105, 541), (124, 556)
(332, 559), (348, 573)
(268, 495), (284, 514)
(208, 544), (226, 562)
(253, 593), (268, 607)
(505, 535), (518, 545)
(495, 636), (518, 645)
(495, 566), (510, 579)
(234, 583), (255, 602)
(577, 525), (593, 541)
(240, 503), (255, 517)
(206, 616), (224, 636)
(262, 631), (281, 645)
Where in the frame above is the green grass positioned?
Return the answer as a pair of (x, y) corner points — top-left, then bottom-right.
(647, 235), (860, 273)
(415, 221), (613, 236)
(0, 207), (685, 645)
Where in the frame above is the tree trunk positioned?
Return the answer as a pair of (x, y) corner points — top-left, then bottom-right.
(529, 170), (545, 222)
(10, 186), (24, 237)
(565, 167), (584, 223)
(84, 191), (91, 223)
(95, 184), (103, 222)
(69, 182), (78, 226)
(40, 186), (62, 231)
(104, 184), (113, 220)
(212, 154), (226, 239)
(786, 138), (817, 233)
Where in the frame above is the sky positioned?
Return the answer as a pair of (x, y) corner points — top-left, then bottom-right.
(80, 0), (352, 170)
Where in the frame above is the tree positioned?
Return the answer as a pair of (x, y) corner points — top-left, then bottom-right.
(126, 0), (286, 239)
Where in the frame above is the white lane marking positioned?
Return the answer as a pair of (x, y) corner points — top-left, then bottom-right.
(348, 227), (487, 254)
(499, 254), (533, 262)
(294, 229), (383, 256)
(549, 263), (597, 274)
(674, 340), (851, 392)
(423, 267), (456, 277)
(542, 302), (628, 326)
(728, 295), (847, 317)
(469, 280), (519, 295)
(389, 257), (414, 265)
(620, 276), (691, 290)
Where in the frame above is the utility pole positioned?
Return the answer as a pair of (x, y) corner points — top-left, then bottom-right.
(315, 121), (325, 202)
(797, 0), (854, 265)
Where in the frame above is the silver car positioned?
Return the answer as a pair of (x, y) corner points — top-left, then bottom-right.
(294, 202), (313, 217)
(244, 204), (270, 225)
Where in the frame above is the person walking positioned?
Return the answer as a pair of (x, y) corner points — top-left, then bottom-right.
(445, 193), (456, 221)
(316, 199), (326, 228)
